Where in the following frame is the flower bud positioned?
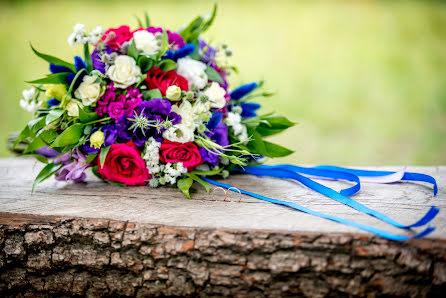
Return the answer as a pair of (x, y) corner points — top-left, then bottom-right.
(90, 130), (105, 149)
(45, 84), (67, 101)
(166, 85), (182, 101)
(222, 170), (229, 179)
(65, 100), (80, 117)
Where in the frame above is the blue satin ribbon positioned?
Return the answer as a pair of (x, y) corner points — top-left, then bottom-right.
(200, 164), (439, 241)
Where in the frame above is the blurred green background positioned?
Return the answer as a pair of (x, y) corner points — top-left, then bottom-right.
(1, 0), (445, 165)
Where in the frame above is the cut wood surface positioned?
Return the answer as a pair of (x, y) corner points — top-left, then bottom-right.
(0, 158), (445, 238)
(0, 158), (445, 297)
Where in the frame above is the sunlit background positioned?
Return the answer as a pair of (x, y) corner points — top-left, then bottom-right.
(1, 0), (445, 165)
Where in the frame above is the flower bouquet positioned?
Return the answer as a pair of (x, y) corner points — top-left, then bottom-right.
(13, 4), (294, 197)
(13, 5), (439, 240)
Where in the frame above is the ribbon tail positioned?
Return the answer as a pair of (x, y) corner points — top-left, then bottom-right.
(237, 166), (438, 229)
(201, 177), (435, 241)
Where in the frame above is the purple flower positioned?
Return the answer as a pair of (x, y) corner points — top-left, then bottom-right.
(138, 98), (172, 117)
(199, 147), (220, 166)
(207, 121), (229, 147)
(91, 46), (114, 74)
(54, 148), (90, 183)
(34, 146), (60, 157)
(199, 38), (217, 64)
(147, 27), (185, 50)
(80, 124), (118, 154)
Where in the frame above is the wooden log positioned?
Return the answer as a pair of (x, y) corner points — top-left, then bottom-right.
(0, 158), (445, 297)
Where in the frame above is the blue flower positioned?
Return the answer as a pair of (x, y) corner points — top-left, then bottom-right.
(207, 112), (223, 130)
(230, 82), (258, 100)
(241, 103), (261, 118)
(50, 56), (86, 87)
(47, 98), (60, 106)
(164, 43), (196, 61)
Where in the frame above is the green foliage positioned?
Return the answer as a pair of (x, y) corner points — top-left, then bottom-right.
(51, 123), (84, 148)
(177, 177), (194, 199)
(32, 162), (63, 193)
(30, 43), (76, 72)
(158, 59), (177, 72)
(137, 55), (154, 73)
(127, 39), (139, 60)
(83, 43), (93, 72)
(99, 145), (110, 168)
(45, 109), (65, 126)
(26, 72), (70, 84)
(190, 167), (224, 176)
(179, 3), (217, 43)
(205, 66), (224, 85)
(186, 172), (210, 194)
(79, 106), (99, 123)
(142, 89), (162, 100)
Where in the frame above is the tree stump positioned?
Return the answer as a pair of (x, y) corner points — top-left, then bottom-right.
(0, 158), (445, 297)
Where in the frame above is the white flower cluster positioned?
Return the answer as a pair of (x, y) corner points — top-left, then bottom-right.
(19, 87), (40, 113)
(143, 137), (162, 174)
(225, 111), (248, 142)
(67, 24), (104, 47)
(163, 163), (187, 184)
(143, 138), (187, 187)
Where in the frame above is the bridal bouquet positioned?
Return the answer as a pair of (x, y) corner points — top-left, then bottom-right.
(14, 5), (294, 197)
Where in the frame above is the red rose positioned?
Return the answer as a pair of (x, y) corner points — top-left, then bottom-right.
(97, 141), (150, 185)
(102, 26), (133, 50)
(159, 140), (203, 170)
(145, 67), (189, 96)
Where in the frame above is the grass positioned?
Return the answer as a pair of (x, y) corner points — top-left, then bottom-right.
(0, 0), (445, 165)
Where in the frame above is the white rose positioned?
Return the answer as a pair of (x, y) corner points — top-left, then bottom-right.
(171, 100), (197, 129)
(204, 82), (226, 109)
(162, 124), (195, 143)
(106, 55), (142, 89)
(133, 30), (160, 54)
(65, 100), (83, 117)
(74, 75), (105, 106)
(176, 57), (208, 90)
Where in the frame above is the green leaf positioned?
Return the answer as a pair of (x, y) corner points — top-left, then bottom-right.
(12, 125), (30, 150)
(40, 130), (59, 144)
(256, 126), (289, 137)
(263, 141), (294, 157)
(142, 89), (162, 100)
(134, 15), (143, 27)
(205, 66), (224, 85)
(27, 72), (70, 85)
(84, 43), (93, 72)
(19, 153), (49, 164)
(79, 106), (99, 123)
(177, 177), (194, 199)
(259, 115), (296, 129)
(137, 55), (154, 73)
(24, 136), (47, 154)
(144, 12), (151, 27)
(32, 162), (63, 193)
(158, 59), (177, 72)
(51, 124), (84, 148)
(156, 30), (169, 59)
(190, 167), (224, 176)
(30, 43), (76, 72)
(45, 109), (65, 126)
(85, 153), (98, 165)
(127, 39), (139, 60)
(186, 173), (210, 194)
(246, 128), (267, 156)
(200, 3), (218, 33)
(99, 146), (111, 168)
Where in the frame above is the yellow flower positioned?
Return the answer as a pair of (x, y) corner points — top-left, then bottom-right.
(45, 84), (67, 100)
(90, 130), (105, 149)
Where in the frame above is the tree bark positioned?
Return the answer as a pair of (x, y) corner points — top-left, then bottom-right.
(1, 213), (445, 297)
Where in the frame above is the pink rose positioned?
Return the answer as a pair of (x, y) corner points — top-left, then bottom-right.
(97, 141), (150, 185)
(102, 26), (133, 50)
(159, 140), (203, 170)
